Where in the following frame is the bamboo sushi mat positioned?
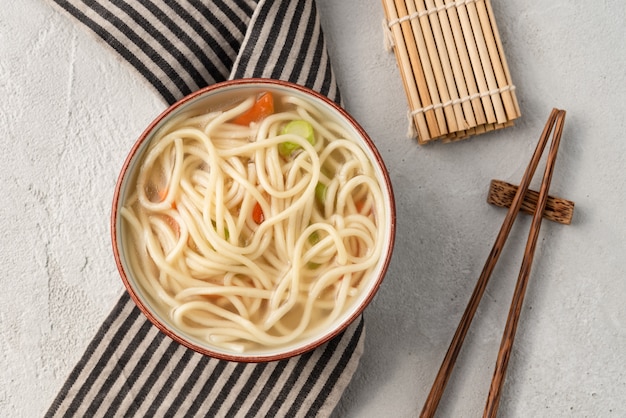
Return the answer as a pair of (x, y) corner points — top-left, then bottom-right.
(382, 0), (521, 144)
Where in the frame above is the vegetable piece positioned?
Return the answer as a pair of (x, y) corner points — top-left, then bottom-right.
(356, 199), (370, 214)
(307, 231), (321, 269)
(231, 92), (274, 125)
(157, 186), (168, 202)
(156, 186), (176, 209)
(211, 220), (230, 240)
(252, 202), (264, 224)
(315, 182), (327, 205)
(308, 230), (320, 245)
(278, 120), (315, 156)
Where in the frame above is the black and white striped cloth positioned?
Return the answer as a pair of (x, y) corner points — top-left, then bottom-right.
(45, 1), (363, 417)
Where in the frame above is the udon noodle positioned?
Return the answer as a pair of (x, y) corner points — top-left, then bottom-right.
(121, 91), (386, 353)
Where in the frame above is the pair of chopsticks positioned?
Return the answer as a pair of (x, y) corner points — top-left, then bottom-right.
(420, 108), (567, 418)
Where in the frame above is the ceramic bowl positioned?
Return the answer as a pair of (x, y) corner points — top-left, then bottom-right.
(111, 78), (396, 362)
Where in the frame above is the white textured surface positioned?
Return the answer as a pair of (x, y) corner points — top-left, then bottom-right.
(2, 0), (625, 417)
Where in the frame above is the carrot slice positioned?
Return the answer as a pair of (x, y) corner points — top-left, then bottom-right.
(355, 199), (373, 215)
(157, 186), (176, 209)
(232, 92), (274, 125)
(252, 202), (264, 224)
(156, 186), (168, 202)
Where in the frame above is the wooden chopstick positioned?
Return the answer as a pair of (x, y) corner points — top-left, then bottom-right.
(419, 108), (563, 418)
(483, 110), (566, 418)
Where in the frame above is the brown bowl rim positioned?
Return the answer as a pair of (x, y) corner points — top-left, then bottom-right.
(111, 78), (396, 363)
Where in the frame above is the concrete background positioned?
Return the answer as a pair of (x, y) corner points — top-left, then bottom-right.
(2, 0), (625, 416)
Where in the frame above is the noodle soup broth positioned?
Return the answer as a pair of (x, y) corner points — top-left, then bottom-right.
(113, 80), (395, 361)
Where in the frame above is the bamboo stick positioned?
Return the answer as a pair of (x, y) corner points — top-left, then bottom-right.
(475, 0), (517, 120)
(444, 0), (486, 126)
(456, 1), (497, 124)
(434, 0), (477, 129)
(484, 0), (521, 117)
(412, 0), (458, 134)
(426, 0), (467, 130)
(395, 0), (443, 140)
(402, 0), (447, 138)
(466, 0), (507, 124)
(382, 0), (432, 142)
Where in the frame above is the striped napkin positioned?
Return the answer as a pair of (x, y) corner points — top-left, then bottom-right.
(45, 1), (364, 417)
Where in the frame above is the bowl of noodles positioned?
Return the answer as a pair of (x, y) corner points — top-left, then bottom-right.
(111, 78), (396, 362)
